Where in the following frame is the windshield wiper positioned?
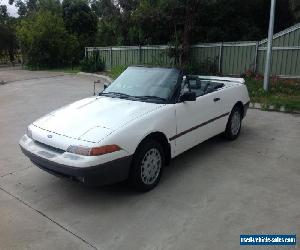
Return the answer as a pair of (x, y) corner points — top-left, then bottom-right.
(100, 92), (132, 98)
(100, 92), (166, 102)
(134, 95), (167, 101)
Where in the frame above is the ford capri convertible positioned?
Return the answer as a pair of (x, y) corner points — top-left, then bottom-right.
(20, 66), (250, 191)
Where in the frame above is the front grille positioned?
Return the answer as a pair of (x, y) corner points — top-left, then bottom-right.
(34, 140), (65, 154)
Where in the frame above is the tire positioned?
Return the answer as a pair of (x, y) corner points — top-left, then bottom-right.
(225, 106), (242, 140)
(129, 139), (165, 192)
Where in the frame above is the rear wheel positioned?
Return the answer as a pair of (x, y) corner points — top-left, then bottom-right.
(225, 106), (242, 140)
(129, 139), (164, 192)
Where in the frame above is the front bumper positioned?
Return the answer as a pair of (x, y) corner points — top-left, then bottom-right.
(20, 142), (132, 186)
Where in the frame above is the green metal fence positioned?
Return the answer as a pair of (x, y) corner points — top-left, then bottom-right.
(0, 51), (22, 65)
(85, 23), (300, 77)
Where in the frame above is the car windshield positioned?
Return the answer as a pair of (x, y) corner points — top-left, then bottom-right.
(102, 66), (180, 102)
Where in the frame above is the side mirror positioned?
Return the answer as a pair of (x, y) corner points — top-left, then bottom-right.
(180, 91), (196, 102)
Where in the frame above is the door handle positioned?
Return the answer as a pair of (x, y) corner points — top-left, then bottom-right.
(214, 98), (220, 102)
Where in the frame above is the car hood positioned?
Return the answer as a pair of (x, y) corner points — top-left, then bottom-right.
(33, 96), (164, 143)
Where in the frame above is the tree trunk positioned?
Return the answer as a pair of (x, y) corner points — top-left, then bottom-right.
(181, 0), (194, 69)
(169, 0), (201, 70)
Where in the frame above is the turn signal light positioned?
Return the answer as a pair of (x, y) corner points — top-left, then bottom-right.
(67, 145), (121, 156)
(89, 145), (121, 156)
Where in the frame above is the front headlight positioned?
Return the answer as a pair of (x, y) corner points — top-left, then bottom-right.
(66, 145), (121, 156)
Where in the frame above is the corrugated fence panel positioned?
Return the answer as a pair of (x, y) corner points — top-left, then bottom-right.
(89, 45), (300, 77)
(86, 24), (300, 77)
(141, 47), (172, 66)
(273, 49), (300, 76)
(222, 45), (256, 75)
(99, 50), (111, 69)
(256, 23), (300, 76)
(257, 50), (266, 74)
(0, 51), (22, 65)
(87, 49), (111, 69)
(292, 49), (300, 75)
(257, 48), (300, 76)
(268, 27), (300, 47)
(191, 46), (220, 65)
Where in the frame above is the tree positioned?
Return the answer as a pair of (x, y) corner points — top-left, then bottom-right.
(90, 0), (118, 18)
(38, 0), (61, 14)
(198, 0), (294, 42)
(10, 0), (61, 17)
(62, 0), (97, 56)
(0, 5), (9, 21)
(15, 1), (28, 17)
(92, 0), (122, 46)
(17, 11), (79, 68)
(0, 5), (18, 63)
(130, 0), (205, 67)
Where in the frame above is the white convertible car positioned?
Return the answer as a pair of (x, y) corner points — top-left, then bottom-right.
(20, 66), (250, 191)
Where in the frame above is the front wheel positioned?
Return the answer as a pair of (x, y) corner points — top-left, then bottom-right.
(225, 106), (242, 140)
(129, 139), (164, 192)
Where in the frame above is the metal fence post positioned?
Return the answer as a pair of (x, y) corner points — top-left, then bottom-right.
(110, 47), (113, 70)
(139, 45), (142, 64)
(253, 41), (259, 74)
(218, 43), (223, 74)
(264, 0), (276, 91)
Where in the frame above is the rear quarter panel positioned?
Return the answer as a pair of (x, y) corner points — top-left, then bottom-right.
(220, 83), (250, 114)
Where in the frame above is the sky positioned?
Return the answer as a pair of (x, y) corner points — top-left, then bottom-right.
(0, 0), (18, 17)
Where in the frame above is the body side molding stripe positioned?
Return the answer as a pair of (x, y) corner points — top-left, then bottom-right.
(169, 112), (230, 141)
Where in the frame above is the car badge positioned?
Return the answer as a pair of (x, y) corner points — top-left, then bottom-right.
(47, 135), (53, 138)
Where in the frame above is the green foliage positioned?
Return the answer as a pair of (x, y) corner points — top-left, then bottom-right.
(38, 0), (61, 14)
(245, 77), (300, 112)
(108, 65), (127, 79)
(0, 5), (18, 63)
(200, 0), (294, 42)
(15, 0), (27, 17)
(90, 0), (118, 18)
(11, 0), (60, 16)
(182, 58), (219, 75)
(0, 5), (8, 21)
(17, 11), (79, 68)
(80, 52), (105, 73)
(62, 0), (97, 56)
(95, 18), (120, 46)
(0, 24), (17, 52)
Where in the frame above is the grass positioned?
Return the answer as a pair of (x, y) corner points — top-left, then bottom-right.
(107, 65), (127, 79)
(245, 77), (300, 112)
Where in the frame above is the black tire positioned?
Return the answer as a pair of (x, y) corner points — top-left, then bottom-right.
(129, 139), (165, 192)
(225, 106), (242, 140)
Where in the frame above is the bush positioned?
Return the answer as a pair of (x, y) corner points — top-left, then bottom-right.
(80, 52), (105, 73)
(109, 65), (127, 79)
(182, 58), (219, 75)
(17, 11), (79, 69)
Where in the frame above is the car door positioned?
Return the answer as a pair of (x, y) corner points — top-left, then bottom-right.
(172, 78), (227, 156)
